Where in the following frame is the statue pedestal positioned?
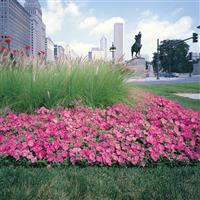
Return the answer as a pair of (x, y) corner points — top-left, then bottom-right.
(125, 57), (147, 78)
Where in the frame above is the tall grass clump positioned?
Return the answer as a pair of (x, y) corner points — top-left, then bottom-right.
(0, 59), (129, 113)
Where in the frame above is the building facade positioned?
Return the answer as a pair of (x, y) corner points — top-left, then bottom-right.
(45, 37), (54, 62)
(88, 47), (105, 60)
(114, 23), (124, 61)
(0, 0), (30, 50)
(100, 35), (107, 60)
(54, 45), (65, 60)
(24, 0), (46, 56)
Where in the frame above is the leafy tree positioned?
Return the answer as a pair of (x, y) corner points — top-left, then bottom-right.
(152, 40), (192, 73)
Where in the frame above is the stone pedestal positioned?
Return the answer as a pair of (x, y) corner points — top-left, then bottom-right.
(125, 57), (147, 78)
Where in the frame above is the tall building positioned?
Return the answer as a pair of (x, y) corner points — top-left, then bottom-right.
(100, 35), (107, 60)
(100, 35), (107, 52)
(114, 23), (124, 61)
(54, 45), (65, 60)
(0, 0), (30, 50)
(45, 37), (54, 62)
(24, 0), (46, 56)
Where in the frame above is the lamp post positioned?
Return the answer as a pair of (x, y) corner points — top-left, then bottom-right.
(156, 39), (160, 80)
(25, 44), (31, 57)
(110, 42), (116, 64)
(5, 35), (11, 51)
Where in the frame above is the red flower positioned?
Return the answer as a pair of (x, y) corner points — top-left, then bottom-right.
(25, 44), (31, 50)
(5, 36), (11, 44)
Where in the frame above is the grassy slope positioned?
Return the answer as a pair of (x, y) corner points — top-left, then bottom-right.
(0, 165), (200, 200)
(134, 82), (200, 111)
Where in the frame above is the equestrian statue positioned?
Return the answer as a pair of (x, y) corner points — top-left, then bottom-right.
(131, 32), (142, 58)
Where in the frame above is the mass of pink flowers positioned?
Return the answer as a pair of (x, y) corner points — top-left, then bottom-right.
(0, 94), (199, 166)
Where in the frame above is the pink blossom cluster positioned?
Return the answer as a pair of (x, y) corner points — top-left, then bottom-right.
(0, 94), (199, 166)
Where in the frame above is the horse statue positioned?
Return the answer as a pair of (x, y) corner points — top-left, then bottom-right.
(131, 32), (142, 58)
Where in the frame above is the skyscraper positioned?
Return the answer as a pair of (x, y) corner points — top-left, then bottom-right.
(45, 37), (55, 62)
(0, 0), (30, 50)
(100, 35), (107, 52)
(24, 0), (46, 56)
(114, 23), (124, 61)
(100, 35), (107, 60)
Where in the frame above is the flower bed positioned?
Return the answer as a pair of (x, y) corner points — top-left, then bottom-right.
(0, 94), (199, 166)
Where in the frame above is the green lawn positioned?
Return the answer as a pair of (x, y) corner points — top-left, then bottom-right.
(0, 165), (200, 200)
(134, 82), (200, 111)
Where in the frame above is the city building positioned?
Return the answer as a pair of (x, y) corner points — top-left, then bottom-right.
(192, 52), (200, 75)
(54, 45), (65, 60)
(114, 23), (124, 61)
(45, 37), (54, 62)
(0, 0), (30, 50)
(88, 51), (92, 61)
(100, 35), (108, 60)
(24, 0), (46, 56)
(88, 36), (108, 61)
(88, 47), (105, 61)
(65, 44), (78, 59)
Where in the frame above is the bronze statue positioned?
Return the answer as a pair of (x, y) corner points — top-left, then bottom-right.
(131, 32), (142, 58)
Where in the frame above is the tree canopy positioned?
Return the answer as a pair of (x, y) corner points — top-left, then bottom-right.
(152, 40), (192, 73)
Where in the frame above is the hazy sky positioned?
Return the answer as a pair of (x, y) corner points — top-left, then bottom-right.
(20, 0), (200, 60)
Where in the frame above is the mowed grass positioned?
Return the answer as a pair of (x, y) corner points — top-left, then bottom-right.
(134, 82), (200, 111)
(0, 165), (200, 200)
(0, 63), (128, 113)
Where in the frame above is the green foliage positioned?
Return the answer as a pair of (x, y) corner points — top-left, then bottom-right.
(152, 39), (192, 73)
(0, 165), (200, 200)
(0, 62), (129, 113)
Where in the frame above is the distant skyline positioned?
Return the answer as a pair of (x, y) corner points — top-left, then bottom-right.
(19, 0), (200, 60)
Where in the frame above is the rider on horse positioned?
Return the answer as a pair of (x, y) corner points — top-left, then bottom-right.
(131, 32), (142, 58)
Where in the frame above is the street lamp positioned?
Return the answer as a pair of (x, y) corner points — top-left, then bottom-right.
(156, 39), (160, 80)
(110, 42), (116, 64)
(197, 25), (200, 29)
(25, 44), (31, 57)
(5, 35), (11, 50)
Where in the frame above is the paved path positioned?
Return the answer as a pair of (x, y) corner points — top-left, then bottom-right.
(175, 93), (200, 100)
(128, 75), (200, 85)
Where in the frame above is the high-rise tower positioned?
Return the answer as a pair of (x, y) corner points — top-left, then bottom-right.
(100, 35), (107, 60)
(114, 23), (124, 61)
(24, 0), (46, 56)
(0, 0), (30, 50)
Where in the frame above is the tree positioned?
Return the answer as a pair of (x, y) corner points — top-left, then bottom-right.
(152, 40), (191, 73)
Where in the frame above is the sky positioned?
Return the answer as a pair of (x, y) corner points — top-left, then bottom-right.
(20, 0), (200, 60)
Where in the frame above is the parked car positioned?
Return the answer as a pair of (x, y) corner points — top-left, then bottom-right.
(158, 72), (179, 78)
(164, 72), (179, 78)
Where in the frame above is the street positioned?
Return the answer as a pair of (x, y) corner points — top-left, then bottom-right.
(128, 75), (200, 85)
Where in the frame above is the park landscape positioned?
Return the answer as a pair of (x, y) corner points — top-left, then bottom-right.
(0, 55), (199, 200)
(0, 0), (200, 199)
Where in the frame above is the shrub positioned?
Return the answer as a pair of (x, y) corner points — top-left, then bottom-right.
(0, 61), (128, 113)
